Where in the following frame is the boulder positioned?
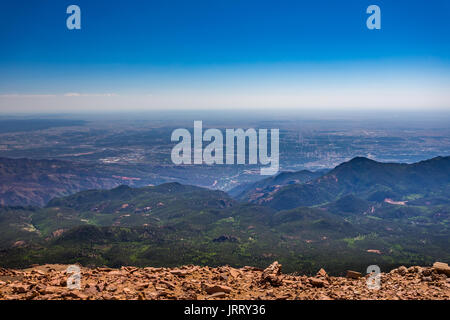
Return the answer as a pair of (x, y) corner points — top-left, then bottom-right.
(432, 262), (450, 276)
(260, 261), (283, 286)
(317, 268), (327, 278)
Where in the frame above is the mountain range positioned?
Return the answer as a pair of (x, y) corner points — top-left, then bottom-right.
(0, 156), (448, 274)
(245, 156), (450, 210)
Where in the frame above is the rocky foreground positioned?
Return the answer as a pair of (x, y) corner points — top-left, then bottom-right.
(0, 262), (449, 300)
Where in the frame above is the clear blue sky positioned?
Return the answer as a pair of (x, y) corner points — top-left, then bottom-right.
(0, 0), (449, 112)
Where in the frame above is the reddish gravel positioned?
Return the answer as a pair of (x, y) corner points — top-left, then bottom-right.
(0, 261), (449, 300)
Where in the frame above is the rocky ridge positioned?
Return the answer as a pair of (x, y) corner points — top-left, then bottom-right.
(0, 262), (449, 300)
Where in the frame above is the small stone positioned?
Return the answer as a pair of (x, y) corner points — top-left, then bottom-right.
(11, 284), (29, 293)
(170, 269), (188, 277)
(66, 291), (88, 300)
(219, 273), (228, 281)
(229, 268), (241, 278)
(202, 284), (232, 294)
(137, 292), (146, 300)
(346, 270), (362, 279)
(397, 266), (408, 276)
(206, 292), (228, 299)
(422, 268), (432, 276)
(24, 291), (39, 300)
(159, 280), (175, 289)
(317, 268), (327, 278)
(309, 278), (327, 288)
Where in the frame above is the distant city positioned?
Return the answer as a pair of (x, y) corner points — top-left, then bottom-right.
(0, 114), (448, 191)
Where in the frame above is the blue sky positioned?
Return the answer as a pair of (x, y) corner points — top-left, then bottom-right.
(0, 0), (449, 112)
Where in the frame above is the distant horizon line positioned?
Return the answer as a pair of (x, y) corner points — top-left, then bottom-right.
(1, 109), (450, 124)
(1, 108), (450, 114)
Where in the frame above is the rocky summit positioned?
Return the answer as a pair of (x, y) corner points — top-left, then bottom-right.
(0, 262), (449, 300)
